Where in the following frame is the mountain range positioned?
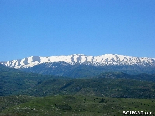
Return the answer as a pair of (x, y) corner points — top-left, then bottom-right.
(1, 54), (155, 77)
(1, 54), (155, 68)
(1, 55), (155, 115)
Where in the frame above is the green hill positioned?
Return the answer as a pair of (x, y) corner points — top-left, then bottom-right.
(1, 64), (155, 98)
(26, 77), (155, 99)
(0, 95), (155, 116)
(1, 64), (155, 115)
(0, 64), (59, 96)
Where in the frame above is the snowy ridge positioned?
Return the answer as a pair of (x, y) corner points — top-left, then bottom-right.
(1, 54), (155, 69)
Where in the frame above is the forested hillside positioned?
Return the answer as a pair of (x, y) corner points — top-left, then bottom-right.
(21, 62), (155, 78)
(1, 64), (155, 115)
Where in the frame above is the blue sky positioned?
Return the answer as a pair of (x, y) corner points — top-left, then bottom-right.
(0, 0), (155, 61)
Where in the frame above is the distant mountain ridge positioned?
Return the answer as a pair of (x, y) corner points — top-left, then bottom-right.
(1, 54), (155, 69)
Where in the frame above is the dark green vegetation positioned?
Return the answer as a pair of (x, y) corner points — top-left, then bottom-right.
(0, 64), (60, 96)
(97, 72), (155, 82)
(1, 64), (155, 115)
(21, 62), (155, 78)
(1, 67), (155, 98)
(1, 95), (155, 116)
(25, 77), (155, 99)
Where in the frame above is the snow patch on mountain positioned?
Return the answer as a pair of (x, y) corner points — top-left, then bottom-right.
(1, 54), (155, 69)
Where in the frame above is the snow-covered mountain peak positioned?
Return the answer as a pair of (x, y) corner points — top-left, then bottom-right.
(72, 54), (85, 55)
(1, 54), (155, 69)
